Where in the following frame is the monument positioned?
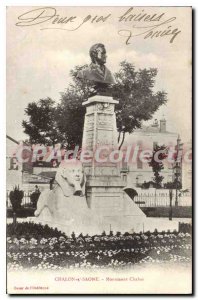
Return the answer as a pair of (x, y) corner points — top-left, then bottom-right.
(78, 43), (178, 233)
(34, 43), (179, 234)
(78, 43), (146, 233)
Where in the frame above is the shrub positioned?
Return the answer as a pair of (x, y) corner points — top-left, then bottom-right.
(109, 230), (113, 236)
(179, 222), (192, 234)
(7, 222), (67, 239)
(30, 191), (41, 208)
(116, 231), (121, 237)
(9, 186), (24, 212)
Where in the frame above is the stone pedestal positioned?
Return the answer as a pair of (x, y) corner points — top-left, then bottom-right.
(82, 95), (125, 207)
(82, 95), (146, 233)
(82, 96), (121, 176)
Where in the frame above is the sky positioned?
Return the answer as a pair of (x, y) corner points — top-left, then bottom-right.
(6, 6), (192, 144)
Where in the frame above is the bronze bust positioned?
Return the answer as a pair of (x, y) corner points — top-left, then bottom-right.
(77, 44), (116, 91)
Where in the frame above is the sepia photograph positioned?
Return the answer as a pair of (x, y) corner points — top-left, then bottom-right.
(6, 5), (192, 294)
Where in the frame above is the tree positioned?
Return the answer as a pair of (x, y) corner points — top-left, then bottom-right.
(56, 65), (98, 149)
(148, 144), (168, 188)
(113, 62), (167, 149)
(23, 62), (167, 149)
(22, 98), (64, 147)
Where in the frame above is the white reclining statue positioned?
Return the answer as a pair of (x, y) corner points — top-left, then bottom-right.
(34, 159), (97, 235)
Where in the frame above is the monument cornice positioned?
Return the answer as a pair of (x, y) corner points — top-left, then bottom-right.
(82, 95), (119, 106)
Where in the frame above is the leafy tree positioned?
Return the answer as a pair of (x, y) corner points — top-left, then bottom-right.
(148, 144), (168, 188)
(22, 98), (64, 147)
(113, 62), (167, 149)
(23, 62), (167, 149)
(55, 65), (99, 149)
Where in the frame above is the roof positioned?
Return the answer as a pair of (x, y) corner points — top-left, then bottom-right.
(38, 171), (57, 179)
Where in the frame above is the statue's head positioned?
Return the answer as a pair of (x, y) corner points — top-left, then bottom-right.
(77, 43), (115, 89)
(60, 160), (84, 186)
(55, 159), (86, 197)
(89, 43), (107, 66)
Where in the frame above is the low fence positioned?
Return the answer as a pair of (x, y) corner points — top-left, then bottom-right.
(6, 190), (191, 209)
(134, 192), (191, 207)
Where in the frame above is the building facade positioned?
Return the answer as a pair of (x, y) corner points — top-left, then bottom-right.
(123, 118), (182, 188)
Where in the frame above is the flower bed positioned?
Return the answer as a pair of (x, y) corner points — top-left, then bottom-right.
(7, 222), (192, 271)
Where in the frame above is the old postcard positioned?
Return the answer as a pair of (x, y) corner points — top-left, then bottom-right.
(6, 6), (192, 294)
